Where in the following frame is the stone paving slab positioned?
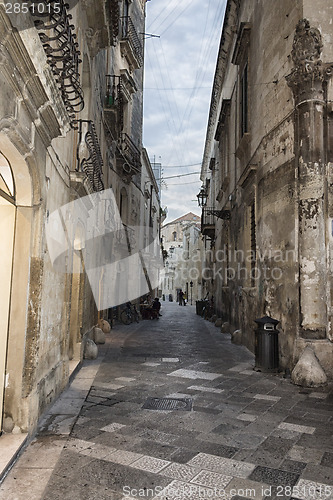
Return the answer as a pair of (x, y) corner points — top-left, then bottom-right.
(0, 302), (333, 500)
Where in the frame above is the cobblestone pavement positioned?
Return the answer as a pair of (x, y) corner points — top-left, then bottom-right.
(1, 302), (333, 500)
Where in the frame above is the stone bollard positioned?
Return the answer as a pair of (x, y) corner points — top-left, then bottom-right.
(98, 319), (111, 334)
(83, 339), (98, 359)
(221, 322), (230, 334)
(215, 318), (222, 328)
(231, 329), (242, 345)
(93, 327), (106, 344)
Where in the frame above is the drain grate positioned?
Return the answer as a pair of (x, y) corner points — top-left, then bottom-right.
(142, 397), (192, 411)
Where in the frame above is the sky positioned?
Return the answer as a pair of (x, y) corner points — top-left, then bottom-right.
(143, 0), (227, 223)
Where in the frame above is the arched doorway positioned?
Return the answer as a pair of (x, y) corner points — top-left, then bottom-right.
(0, 153), (15, 432)
(0, 133), (33, 433)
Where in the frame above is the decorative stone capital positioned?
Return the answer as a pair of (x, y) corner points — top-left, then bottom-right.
(286, 19), (333, 101)
(291, 19), (322, 68)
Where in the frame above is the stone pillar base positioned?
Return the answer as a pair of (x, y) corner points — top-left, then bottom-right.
(291, 344), (328, 387)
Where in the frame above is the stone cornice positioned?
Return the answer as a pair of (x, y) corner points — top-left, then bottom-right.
(201, 0), (240, 181)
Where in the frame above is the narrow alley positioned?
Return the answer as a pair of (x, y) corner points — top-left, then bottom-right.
(0, 302), (332, 500)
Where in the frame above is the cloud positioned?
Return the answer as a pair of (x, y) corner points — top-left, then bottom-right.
(143, 0), (226, 222)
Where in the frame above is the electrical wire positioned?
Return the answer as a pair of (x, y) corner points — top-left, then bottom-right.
(156, 171), (200, 180)
(167, 180), (202, 186)
(145, 87), (212, 90)
(144, 0), (226, 174)
(161, 162), (201, 168)
(145, 50), (184, 165)
(152, 40), (186, 166)
(180, 1), (226, 132)
(150, 0), (193, 37)
(147, 0), (180, 33)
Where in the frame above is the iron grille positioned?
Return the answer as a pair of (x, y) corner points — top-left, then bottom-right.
(76, 120), (104, 192)
(142, 397), (192, 411)
(118, 133), (141, 174)
(120, 16), (144, 67)
(30, 0), (84, 126)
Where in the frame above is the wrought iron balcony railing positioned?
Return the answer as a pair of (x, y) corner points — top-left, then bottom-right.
(75, 120), (104, 192)
(201, 207), (216, 240)
(105, 75), (122, 108)
(30, 0), (84, 127)
(120, 16), (144, 68)
(107, 0), (120, 45)
(116, 133), (141, 178)
(104, 75), (124, 132)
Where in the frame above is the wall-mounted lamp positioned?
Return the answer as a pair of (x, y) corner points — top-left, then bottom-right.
(197, 186), (208, 207)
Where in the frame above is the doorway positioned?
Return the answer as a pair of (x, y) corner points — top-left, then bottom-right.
(0, 154), (16, 432)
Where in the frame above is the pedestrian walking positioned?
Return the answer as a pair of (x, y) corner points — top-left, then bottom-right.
(179, 290), (185, 306)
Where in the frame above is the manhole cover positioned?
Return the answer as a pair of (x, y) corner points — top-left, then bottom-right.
(142, 397), (192, 411)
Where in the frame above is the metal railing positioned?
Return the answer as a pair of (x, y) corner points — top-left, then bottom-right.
(108, 0), (120, 45)
(75, 120), (104, 192)
(105, 75), (122, 108)
(120, 16), (144, 67)
(201, 207), (216, 228)
(117, 133), (141, 174)
(30, 0), (84, 127)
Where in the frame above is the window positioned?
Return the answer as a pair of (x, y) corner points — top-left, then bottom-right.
(232, 23), (251, 142)
(172, 231), (177, 241)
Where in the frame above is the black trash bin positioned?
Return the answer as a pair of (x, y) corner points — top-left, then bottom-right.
(200, 299), (209, 317)
(254, 316), (279, 372)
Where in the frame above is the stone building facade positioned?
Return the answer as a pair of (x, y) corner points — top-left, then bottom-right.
(199, 0), (333, 383)
(181, 222), (204, 305)
(161, 213), (202, 302)
(0, 0), (159, 436)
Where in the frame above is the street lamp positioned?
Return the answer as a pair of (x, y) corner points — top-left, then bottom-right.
(197, 186), (208, 207)
(190, 280), (193, 305)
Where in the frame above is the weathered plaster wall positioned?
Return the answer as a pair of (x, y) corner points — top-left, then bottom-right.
(201, 0), (333, 380)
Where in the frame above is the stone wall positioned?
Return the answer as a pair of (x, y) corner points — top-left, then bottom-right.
(200, 0), (333, 382)
(0, 0), (154, 435)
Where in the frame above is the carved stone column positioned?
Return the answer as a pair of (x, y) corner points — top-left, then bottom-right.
(286, 19), (333, 339)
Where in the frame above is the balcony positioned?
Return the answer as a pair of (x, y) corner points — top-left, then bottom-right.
(31, 0), (84, 127)
(74, 120), (104, 193)
(116, 133), (141, 181)
(106, 0), (120, 46)
(104, 75), (124, 137)
(104, 73), (137, 138)
(201, 207), (216, 240)
(120, 16), (144, 69)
